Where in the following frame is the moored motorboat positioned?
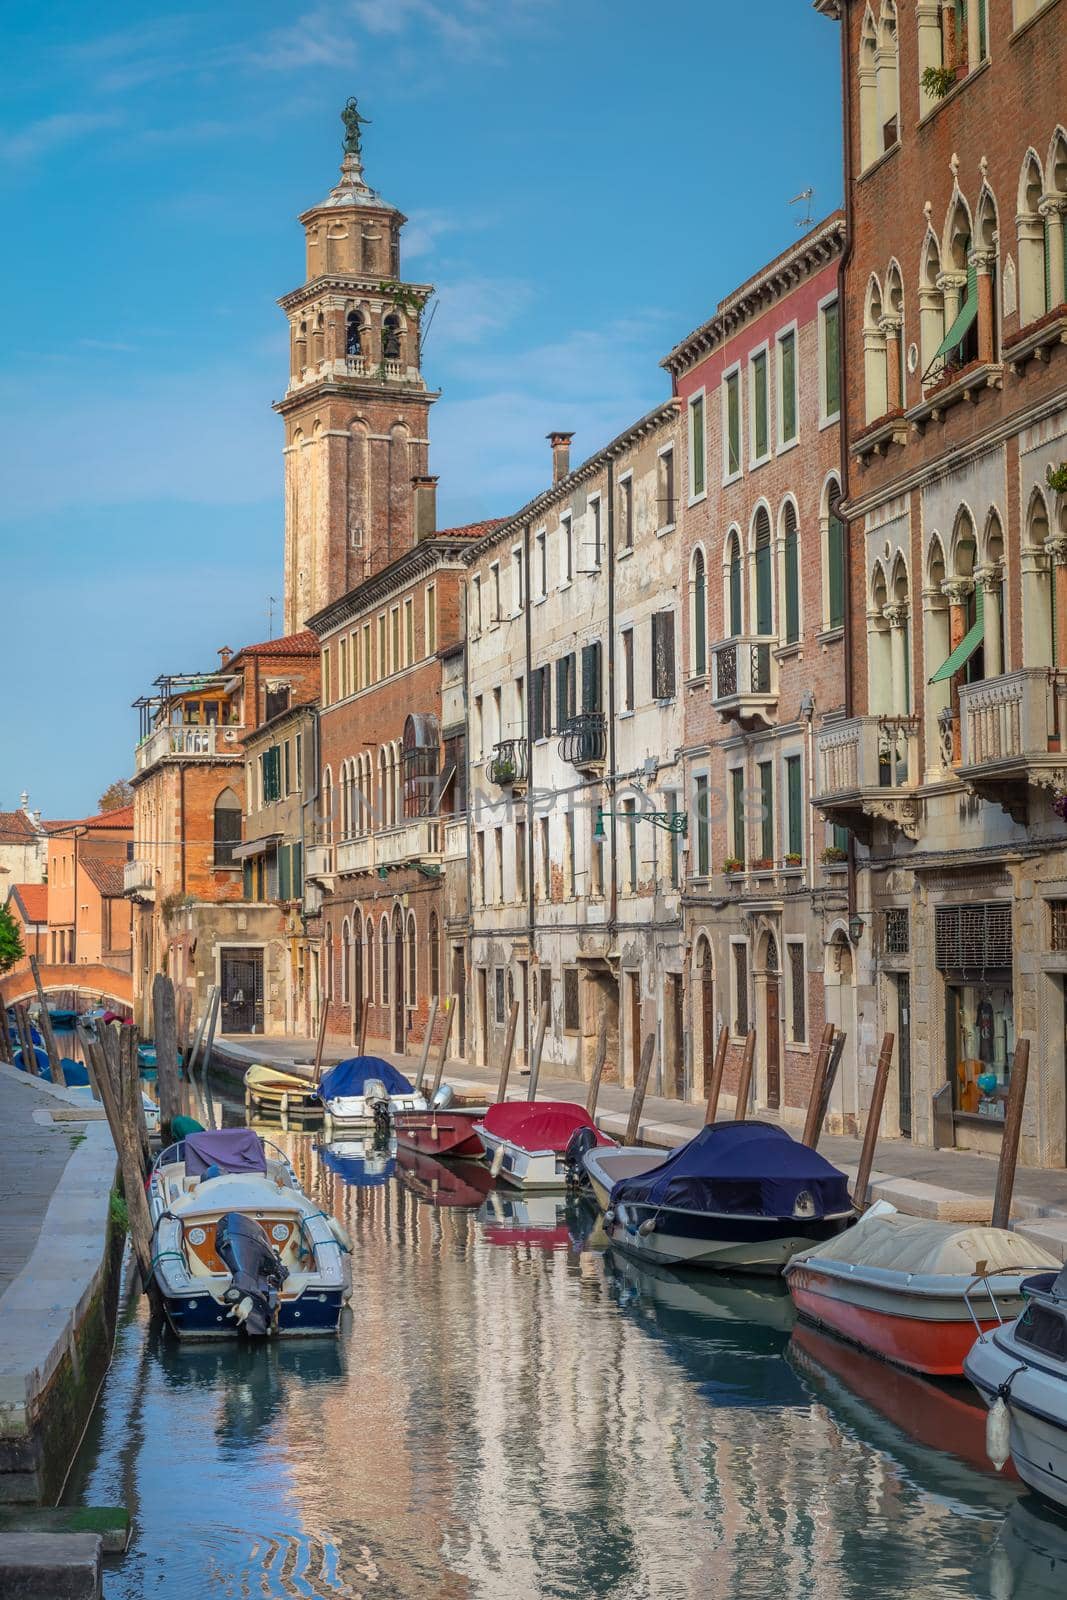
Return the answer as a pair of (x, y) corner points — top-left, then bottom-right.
(244, 1061), (323, 1120)
(316, 1056), (428, 1128)
(474, 1101), (613, 1190)
(965, 1259), (1067, 1510)
(785, 1205), (1059, 1376)
(604, 1121), (855, 1273)
(582, 1144), (667, 1212)
(148, 1129), (349, 1338)
(393, 1105), (488, 1160)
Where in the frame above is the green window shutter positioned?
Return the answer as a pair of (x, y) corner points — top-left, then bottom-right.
(786, 756), (802, 857)
(695, 776), (709, 876)
(781, 333), (797, 443)
(727, 376), (740, 475)
(731, 768), (745, 862)
(581, 642), (601, 713)
(832, 824), (849, 854)
(785, 526), (799, 645)
(929, 587), (985, 683)
(1046, 220), (1054, 313)
(759, 762), (774, 859)
(828, 513), (845, 629)
(824, 302), (840, 416)
(690, 395), (705, 498)
(292, 842), (303, 896)
(278, 844), (291, 902)
(243, 860), (253, 899)
(934, 259), (979, 361)
(556, 658), (568, 730)
(530, 670), (543, 740)
(978, 0), (987, 58)
(729, 549), (742, 636)
(694, 559), (707, 674)
(755, 534), (772, 636)
(754, 353), (768, 458)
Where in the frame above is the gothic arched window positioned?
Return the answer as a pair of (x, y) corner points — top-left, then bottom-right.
(753, 507), (774, 636)
(213, 788), (241, 866)
(782, 500), (800, 645)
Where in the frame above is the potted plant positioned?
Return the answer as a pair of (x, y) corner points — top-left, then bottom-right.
(921, 63), (958, 100)
(751, 856), (774, 872)
(784, 852), (802, 868)
(492, 756), (516, 785)
(1046, 463), (1067, 496)
(722, 856), (744, 875)
(821, 845), (848, 865)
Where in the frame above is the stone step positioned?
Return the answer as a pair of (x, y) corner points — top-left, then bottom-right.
(0, 1531), (101, 1599)
(0, 1505), (129, 1555)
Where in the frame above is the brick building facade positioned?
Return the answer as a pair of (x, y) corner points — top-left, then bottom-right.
(816, 0), (1067, 1163)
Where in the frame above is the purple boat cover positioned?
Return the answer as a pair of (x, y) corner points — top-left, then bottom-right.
(184, 1129), (267, 1177)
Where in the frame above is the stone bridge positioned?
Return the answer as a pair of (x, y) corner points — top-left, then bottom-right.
(0, 962), (133, 1012)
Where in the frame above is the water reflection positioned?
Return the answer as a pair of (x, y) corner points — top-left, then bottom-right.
(318, 1134), (397, 1187)
(993, 1496), (1067, 1599)
(69, 1128), (1053, 1600)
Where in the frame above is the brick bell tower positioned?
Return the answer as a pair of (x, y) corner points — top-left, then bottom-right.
(277, 98), (438, 633)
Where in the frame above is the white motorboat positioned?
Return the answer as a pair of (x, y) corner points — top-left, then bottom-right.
(965, 1259), (1067, 1510)
(473, 1101), (613, 1190)
(316, 1055), (427, 1129)
(148, 1129), (350, 1339)
(582, 1144), (667, 1211)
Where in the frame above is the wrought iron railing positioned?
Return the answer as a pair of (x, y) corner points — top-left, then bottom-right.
(488, 739), (529, 787)
(558, 713), (607, 768)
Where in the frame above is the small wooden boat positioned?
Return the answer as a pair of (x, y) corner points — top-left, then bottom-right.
(148, 1129), (349, 1339)
(393, 1105), (488, 1160)
(396, 1146), (495, 1207)
(316, 1056), (428, 1128)
(966, 1259), (1067, 1508)
(603, 1121), (855, 1273)
(244, 1061), (322, 1120)
(786, 1206), (1059, 1376)
(474, 1101), (613, 1190)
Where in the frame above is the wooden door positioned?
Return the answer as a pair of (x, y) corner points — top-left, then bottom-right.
(668, 975), (685, 1098)
(628, 972), (641, 1090)
(452, 946), (466, 1057)
(700, 950), (715, 1093)
(898, 974), (912, 1138)
(766, 976), (781, 1109)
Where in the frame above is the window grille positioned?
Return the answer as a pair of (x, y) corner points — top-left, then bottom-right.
(884, 907), (910, 955)
(934, 902), (1012, 972)
(494, 968), (506, 1025)
(563, 968), (580, 1033)
(1051, 900), (1067, 953)
(788, 943), (806, 1044)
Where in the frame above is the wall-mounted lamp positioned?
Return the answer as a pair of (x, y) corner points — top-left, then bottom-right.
(593, 805), (689, 841)
(848, 913), (865, 945)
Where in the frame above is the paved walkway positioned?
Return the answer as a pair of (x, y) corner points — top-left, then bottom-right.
(0, 1070), (80, 1296)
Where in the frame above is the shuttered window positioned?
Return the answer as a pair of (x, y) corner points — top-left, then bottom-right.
(556, 654), (576, 726)
(788, 942), (806, 1044)
(563, 968), (580, 1033)
(725, 372), (741, 476)
(689, 394), (705, 498)
(730, 767), (746, 862)
(651, 611), (676, 699)
(935, 903), (1012, 972)
(581, 642), (602, 712)
(695, 774), (710, 876)
(752, 350), (769, 459)
(823, 300), (840, 418)
(692, 551), (707, 675)
(530, 666), (551, 740)
(758, 762), (774, 860)
(784, 502), (800, 644)
(754, 508), (773, 636)
(786, 754), (803, 857)
(733, 943), (749, 1036)
(728, 536), (743, 636)
(828, 503), (845, 629)
(780, 330), (797, 445)
(278, 844), (291, 902)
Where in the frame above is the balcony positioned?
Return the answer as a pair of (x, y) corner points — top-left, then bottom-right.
(711, 637), (778, 729)
(305, 843), (335, 884)
(135, 722), (244, 775)
(123, 859), (155, 898)
(443, 818), (468, 862)
(958, 669), (1067, 824)
(814, 715), (921, 843)
(376, 818), (441, 871)
(488, 739), (529, 790)
(336, 836), (374, 876)
(558, 712), (607, 771)
(345, 353), (365, 376)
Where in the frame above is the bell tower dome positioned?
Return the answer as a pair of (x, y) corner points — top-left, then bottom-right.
(276, 99), (439, 633)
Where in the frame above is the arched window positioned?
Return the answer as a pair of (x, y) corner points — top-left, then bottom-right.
(1017, 153), (1046, 327)
(403, 714), (440, 818)
(1046, 131), (1067, 311)
(727, 531), (743, 637)
(935, 194), (978, 379)
(924, 536), (951, 769)
(826, 482), (846, 630)
(428, 911), (440, 998)
(346, 310), (363, 357)
(981, 510), (1006, 679)
(1023, 490), (1056, 668)
(952, 510), (983, 685)
(322, 766), (334, 847)
(690, 548), (707, 675)
(876, 2), (899, 151)
(380, 917), (390, 1005)
(753, 507), (773, 636)
(382, 313), (401, 361)
(919, 232), (945, 380)
(782, 501), (800, 645)
(974, 187), (999, 362)
(365, 917), (375, 1000)
(407, 912), (417, 1004)
(884, 262), (905, 409)
(394, 740), (403, 824)
(858, 8), (879, 172)
(863, 275), (887, 422)
(213, 788), (241, 866)
(341, 919), (351, 1004)
(868, 563), (892, 713)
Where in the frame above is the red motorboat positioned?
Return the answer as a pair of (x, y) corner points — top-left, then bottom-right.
(396, 1145), (495, 1206)
(393, 1105), (488, 1160)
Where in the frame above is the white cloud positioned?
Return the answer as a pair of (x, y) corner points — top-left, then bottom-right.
(0, 111), (122, 164)
(428, 275), (537, 348)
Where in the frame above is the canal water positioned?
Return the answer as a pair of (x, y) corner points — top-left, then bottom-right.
(67, 1125), (1067, 1600)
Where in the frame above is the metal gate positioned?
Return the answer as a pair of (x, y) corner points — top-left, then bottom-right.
(220, 948), (264, 1035)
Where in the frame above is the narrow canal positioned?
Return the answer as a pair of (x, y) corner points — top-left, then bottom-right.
(67, 1124), (1066, 1600)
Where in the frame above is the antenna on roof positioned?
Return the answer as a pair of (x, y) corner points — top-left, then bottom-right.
(789, 187), (815, 228)
(266, 596), (278, 640)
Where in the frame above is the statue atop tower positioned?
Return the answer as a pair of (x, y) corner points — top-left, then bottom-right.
(341, 97), (371, 158)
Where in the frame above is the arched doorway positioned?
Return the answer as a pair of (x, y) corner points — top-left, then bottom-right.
(825, 930), (858, 1132)
(392, 906), (405, 1052)
(762, 932), (781, 1110)
(696, 936), (715, 1094)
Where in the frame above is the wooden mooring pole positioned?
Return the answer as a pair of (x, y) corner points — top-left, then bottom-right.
(525, 1001), (550, 1102)
(413, 997), (439, 1095)
(703, 1024), (730, 1125)
(585, 1005), (610, 1119)
(496, 1001), (520, 1104)
(88, 1023), (156, 1293)
(428, 996), (457, 1100)
(152, 974), (182, 1132)
(853, 1031), (895, 1211)
(733, 1029), (757, 1121)
(992, 1038), (1030, 1230)
(625, 1033), (657, 1147)
(801, 1023), (837, 1148)
(28, 958), (64, 1083)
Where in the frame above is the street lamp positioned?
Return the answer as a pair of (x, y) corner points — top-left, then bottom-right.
(593, 805), (688, 840)
(848, 913), (865, 944)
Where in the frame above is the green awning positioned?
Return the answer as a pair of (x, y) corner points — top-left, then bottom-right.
(932, 259), (978, 360)
(929, 585), (984, 683)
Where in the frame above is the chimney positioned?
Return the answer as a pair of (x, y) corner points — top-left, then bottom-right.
(547, 431), (574, 484)
(218, 646), (233, 667)
(412, 475), (438, 542)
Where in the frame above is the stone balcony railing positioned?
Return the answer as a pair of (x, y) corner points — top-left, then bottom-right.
(957, 668), (1067, 823)
(443, 818), (468, 862)
(304, 843), (335, 881)
(814, 714), (921, 842)
(711, 636), (778, 729)
(123, 859), (155, 896)
(135, 722), (243, 775)
(335, 819), (442, 877)
(335, 835), (374, 876)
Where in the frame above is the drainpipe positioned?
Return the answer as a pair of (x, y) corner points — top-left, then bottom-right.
(836, 1), (859, 932)
(179, 765), (187, 895)
(607, 458), (618, 932)
(523, 522), (535, 1050)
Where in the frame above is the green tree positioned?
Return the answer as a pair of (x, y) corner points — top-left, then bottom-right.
(98, 778), (134, 812)
(0, 903), (24, 974)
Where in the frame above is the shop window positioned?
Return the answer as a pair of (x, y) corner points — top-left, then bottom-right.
(936, 902), (1014, 1122)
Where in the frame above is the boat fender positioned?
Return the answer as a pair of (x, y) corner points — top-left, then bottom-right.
(986, 1397), (1011, 1472)
(616, 1203), (630, 1231)
(228, 1294), (254, 1326)
(327, 1216), (352, 1253)
(638, 1217), (657, 1237)
(490, 1145), (505, 1178)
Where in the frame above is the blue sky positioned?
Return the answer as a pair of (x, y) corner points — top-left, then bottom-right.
(0, 0), (842, 817)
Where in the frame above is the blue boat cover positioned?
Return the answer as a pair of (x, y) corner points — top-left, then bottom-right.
(610, 1121), (852, 1220)
(317, 1056), (414, 1101)
(184, 1129), (267, 1177)
(318, 1143), (396, 1188)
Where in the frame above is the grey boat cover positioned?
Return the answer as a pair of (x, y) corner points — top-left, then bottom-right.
(184, 1129), (267, 1177)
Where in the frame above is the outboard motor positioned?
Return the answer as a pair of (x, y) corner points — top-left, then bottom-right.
(431, 1083), (455, 1111)
(563, 1124), (599, 1189)
(363, 1078), (393, 1143)
(215, 1212), (288, 1337)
